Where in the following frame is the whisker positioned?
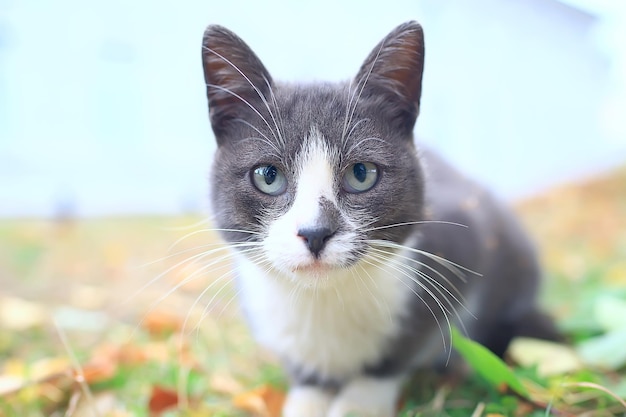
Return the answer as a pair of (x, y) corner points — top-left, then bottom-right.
(368, 246), (472, 314)
(369, 239), (481, 278)
(369, 248), (474, 331)
(367, 251), (453, 315)
(264, 76), (287, 148)
(139, 241), (234, 269)
(235, 119), (283, 155)
(360, 253), (451, 353)
(196, 250), (271, 329)
(343, 134), (384, 163)
(344, 119), (371, 144)
(341, 77), (359, 146)
(203, 46), (284, 146)
(129, 245), (260, 337)
(360, 220), (469, 233)
(341, 36), (387, 147)
(353, 262), (391, 321)
(125, 240), (263, 305)
(159, 217), (213, 232)
(167, 226), (261, 253)
(205, 82), (280, 144)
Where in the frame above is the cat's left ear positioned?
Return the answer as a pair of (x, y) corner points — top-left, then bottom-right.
(354, 21), (425, 134)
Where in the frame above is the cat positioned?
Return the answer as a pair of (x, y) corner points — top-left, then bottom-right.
(200, 21), (559, 417)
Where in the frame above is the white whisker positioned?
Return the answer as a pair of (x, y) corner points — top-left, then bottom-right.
(360, 253), (450, 352)
(360, 220), (469, 233)
(205, 82), (280, 144)
(367, 246), (472, 315)
(203, 46), (285, 146)
(167, 226), (261, 253)
(369, 239), (481, 278)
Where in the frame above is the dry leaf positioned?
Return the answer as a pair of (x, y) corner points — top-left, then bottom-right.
(71, 391), (118, 417)
(0, 296), (48, 330)
(0, 375), (24, 396)
(209, 372), (243, 395)
(77, 357), (118, 384)
(143, 309), (182, 334)
(509, 337), (583, 376)
(233, 385), (285, 417)
(148, 385), (179, 415)
(31, 357), (71, 381)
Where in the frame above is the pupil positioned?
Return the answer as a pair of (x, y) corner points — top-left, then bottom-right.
(353, 163), (367, 182)
(264, 165), (277, 185)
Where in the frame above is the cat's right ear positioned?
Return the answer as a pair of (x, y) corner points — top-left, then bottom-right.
(202, 25), (273, 141)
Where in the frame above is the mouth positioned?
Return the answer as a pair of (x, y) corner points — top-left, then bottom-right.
(292, 261), (333, 276)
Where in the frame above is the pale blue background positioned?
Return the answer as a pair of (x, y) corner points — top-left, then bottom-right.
(0, 0), (625, 217)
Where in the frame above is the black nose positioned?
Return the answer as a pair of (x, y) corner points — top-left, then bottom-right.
(297, 227), (335, 258)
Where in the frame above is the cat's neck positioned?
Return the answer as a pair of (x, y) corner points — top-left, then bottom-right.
(233, 249), (414, 379)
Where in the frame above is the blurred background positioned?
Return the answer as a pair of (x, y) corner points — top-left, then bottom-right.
(1, 2), (626, 415)
(1, 0), (625, 219)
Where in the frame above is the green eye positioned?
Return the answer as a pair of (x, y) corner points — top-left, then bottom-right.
(251, 165), (287, 195)
(342, 162), (379, 193)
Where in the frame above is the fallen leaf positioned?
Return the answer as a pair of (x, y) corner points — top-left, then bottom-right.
(31, 357), (71, 381)
(71, 391), (119, 417)
(77, 357), (118, 385)
(209, 372), (244, 395)
(0, 296), (48, 329)
(232, 385), (285, 417)
(577, 328), (626, 370)
(143, 310), (182, 335)
(69, 284), (109, 310)
(148, 385), (179, 415)
(508, 337), (583, 376)
(594, 295), (626, 332)
(117, 343), (149, 365)
(0, 375), (24, 396)
(53, 306), (108, 331)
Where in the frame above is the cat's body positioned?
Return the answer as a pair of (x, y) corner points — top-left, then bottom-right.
(201, 22), (558, 417)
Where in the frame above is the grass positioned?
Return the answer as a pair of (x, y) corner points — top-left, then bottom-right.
(1, 166), (625, 416)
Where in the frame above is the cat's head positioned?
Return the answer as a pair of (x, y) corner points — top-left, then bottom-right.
(202, 22), (426, 287)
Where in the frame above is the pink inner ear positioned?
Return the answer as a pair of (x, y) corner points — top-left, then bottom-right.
(388, 37), (423, 98)
(201, 25), (274, 135)
(376, 28), (424, 105)
(355, 22), (425, 108)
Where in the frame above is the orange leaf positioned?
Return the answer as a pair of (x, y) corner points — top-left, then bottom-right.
(233, 385), (285, 417)
(77, 357), (118, 384)
(117, 343), (149, 365)
(148, 385), (179, 415)
(143, 310), (182, 335)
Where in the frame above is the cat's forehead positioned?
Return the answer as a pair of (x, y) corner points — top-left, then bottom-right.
(268, 83), (387, 155)
(274, 82), (351, 130)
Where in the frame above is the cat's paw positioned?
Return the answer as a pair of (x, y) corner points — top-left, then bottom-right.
(328, 377), (401, 417)
(282, 386), (333, 417)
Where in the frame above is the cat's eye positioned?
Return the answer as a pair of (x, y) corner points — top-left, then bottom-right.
(251, 165), (287, 195)
(342, 162), (379, 193)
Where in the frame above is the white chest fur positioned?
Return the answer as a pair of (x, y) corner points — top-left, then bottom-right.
(235, 252), (412, 381)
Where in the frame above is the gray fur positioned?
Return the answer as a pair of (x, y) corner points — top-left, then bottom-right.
(201, 20), (559, 411)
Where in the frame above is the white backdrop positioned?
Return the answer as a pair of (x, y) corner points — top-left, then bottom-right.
(0, 0), (624, 217)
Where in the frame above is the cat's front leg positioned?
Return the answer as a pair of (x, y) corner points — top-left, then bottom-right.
(328, 376), (404, 417)
(282, 385), (334, 417)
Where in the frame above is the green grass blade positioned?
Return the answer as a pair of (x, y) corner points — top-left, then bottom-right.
(451, 326), (529, 397)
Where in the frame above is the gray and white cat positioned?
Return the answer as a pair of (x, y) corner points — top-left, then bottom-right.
(201, 21), (558, 417)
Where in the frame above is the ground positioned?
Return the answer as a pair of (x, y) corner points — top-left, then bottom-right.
(1, 166), (625, 416)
